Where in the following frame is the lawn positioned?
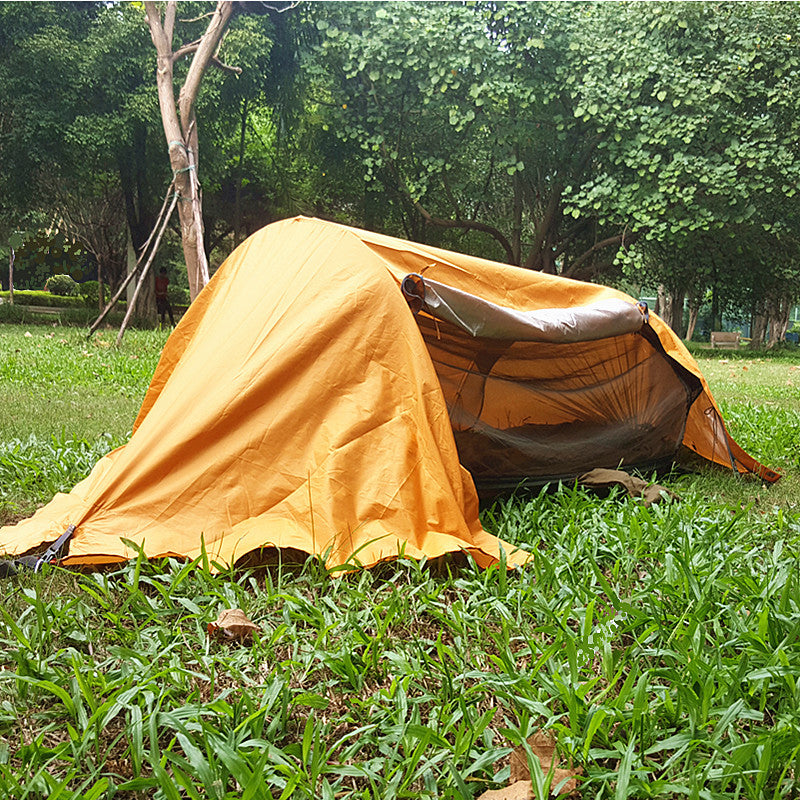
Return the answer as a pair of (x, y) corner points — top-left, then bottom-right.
(0, 323), (799, 799)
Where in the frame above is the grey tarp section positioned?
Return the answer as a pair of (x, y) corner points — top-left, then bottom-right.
(404, 275), (645, 342)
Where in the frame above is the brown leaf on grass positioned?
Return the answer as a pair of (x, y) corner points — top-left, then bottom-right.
(207, 608), (259, 641)
(509, 731), (581, 796)
(579, 468), (679, 508)
(476, 780), (533, 800)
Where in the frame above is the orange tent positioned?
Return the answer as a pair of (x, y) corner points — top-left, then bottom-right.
(0, 217), (777, 570)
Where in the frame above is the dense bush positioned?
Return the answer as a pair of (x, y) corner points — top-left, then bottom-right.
(44, 273), (79, 296)
(0, 290), (86, 308)
(167, 284), (190, 305)
(78, 280), (106, 307)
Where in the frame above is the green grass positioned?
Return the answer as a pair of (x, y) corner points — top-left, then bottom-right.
(0, 326), (169, 521)
(0, 324), (798, 798)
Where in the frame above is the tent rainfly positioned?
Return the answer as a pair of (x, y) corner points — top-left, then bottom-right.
(0, 217), (778, 570)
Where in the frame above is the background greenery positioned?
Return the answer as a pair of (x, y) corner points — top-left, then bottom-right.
(1, 2), (798, 339)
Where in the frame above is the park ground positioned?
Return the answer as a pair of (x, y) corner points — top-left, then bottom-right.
(0, 324), (799, 798)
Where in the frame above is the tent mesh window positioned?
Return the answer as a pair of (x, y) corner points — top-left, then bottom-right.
(416, 314), (702, 492)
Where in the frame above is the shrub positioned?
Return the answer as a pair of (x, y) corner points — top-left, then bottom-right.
(167, 285), (190, 305)
(0, 302), (128, 326)
(0, 290), (85, 308)
(45, 274), (79, 297)
(78, 280), (106, 307)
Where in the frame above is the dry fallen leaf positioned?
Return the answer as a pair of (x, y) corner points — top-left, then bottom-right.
(207, 608), (259, 641)
(476, 780), (533, 800)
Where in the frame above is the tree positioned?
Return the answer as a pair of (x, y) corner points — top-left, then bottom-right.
(309, 1), (800, 301)
(307, 2), (639, 273)
(568, 1), (800, 336)
(144, 0), (238, 300)
(0, 2), (166, 310)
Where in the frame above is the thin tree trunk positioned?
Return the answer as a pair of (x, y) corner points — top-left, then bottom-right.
(511, 148), (522, 265)
(8, 248), (13, 305)
(711, 284), (721, 331)
(145, 0), (236, 301)
(685, 289), (702, 341)
(126, 229), (137, 309)
(97, 262), (104, 310)
(234, 97), (247, 248)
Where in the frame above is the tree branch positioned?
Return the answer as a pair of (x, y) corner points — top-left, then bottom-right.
(377, 142), (516, 262)
(211, 55), (242, 75)
(173, 38), (202, 61)
(164, 0), (176, 43)
(524, 185), (562, 269)
(178, 1), (236, 131)
(179, 11), (216, 24)
(413, 201), (517, 263)
(565, 231), (639, 279)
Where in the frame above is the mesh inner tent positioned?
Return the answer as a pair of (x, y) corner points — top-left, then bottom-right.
(415, 314), (702, 492)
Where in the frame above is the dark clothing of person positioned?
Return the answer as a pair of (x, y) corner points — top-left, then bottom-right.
(155, 274), (175, 325)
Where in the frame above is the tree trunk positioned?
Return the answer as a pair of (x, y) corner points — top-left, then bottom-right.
(685, 288), (702, 341)
(671, 289), (686, 338)
(685, 305), (698, 342)
(126, 225), (157, 322)
(234, 97), (248, 249)
(126, 229), (137, 309)
(145, 0), (235, 302)
(657, 286), (673, 331)
(511, 152), (522, 265)
(656, 286), (686, 337)
(8, 248), (13, 304)
(97, 261), (104, 310)
(766, 294), (791, 348)
(750, 312), (768, 349)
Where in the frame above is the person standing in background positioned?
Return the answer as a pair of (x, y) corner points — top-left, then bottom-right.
(155, 267), (175, 326)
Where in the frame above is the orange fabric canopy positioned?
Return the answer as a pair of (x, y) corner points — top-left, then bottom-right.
(0, 217), (776, 569)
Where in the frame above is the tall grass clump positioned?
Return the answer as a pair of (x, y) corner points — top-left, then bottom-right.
(0, 483), (797, 798)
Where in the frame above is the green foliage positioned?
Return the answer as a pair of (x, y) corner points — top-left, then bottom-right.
(6, 230), (94, 291)
(0, 485), (797, 797)
(44, 274), (79, 297)
(167, 284), (190, 306)
(0, 291), (86, 309)
(77, 280), (103, 307)
(307, 1), (800, 295)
